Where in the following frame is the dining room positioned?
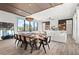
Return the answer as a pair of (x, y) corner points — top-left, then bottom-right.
(0, 3), (79, 55)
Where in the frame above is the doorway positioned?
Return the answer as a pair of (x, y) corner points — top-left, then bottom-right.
(0, 22), (14, 40)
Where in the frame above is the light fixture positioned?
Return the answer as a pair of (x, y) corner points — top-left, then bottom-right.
(25, 16), (34, 22)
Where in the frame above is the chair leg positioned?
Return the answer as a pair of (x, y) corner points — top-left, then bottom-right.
(34, 43), (37, 50)
(24, 42), (28, 50)
(17, 40), (19, 46)
(39, 43), (42, 49)
(30, 43), (33, 53)
(15, 39), (17, 44)
(20, 41), (23, 47)
(42, 44), (46, 53)
(47, 44), (50, 49)
(33, 40), (37, 50)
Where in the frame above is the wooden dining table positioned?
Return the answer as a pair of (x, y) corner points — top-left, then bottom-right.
(16, 33), (49, 53)
(18, 33), (47, 41)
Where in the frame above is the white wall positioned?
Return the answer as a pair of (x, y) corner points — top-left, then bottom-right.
(73, 13), (77, 41)
(37, 21), (43, 32)
(30, 3), (77, 33)
(73, 8), (79, 44)
(50, 19), (58, 28)
(75, 9), (79, 43)
(30, 3), (77, 21)
(0, 10), (43, 34)
(66, 20), (72, 34)
(0, 10), (24, 34)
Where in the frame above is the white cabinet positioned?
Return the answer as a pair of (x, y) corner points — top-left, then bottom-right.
(46, 30), (67, 43)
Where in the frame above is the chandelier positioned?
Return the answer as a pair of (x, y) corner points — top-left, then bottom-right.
(25, 16), (33, 22)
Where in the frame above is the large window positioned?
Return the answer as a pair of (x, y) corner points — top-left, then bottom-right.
(25, 20), (38, 31)
(17, 18), (25, 31)
(25, 20), (29, 31)
(17, 18), (38, 32)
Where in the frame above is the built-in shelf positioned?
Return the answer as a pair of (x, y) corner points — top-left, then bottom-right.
(58, 20), (66, 30)
(42, 21), (50, 30)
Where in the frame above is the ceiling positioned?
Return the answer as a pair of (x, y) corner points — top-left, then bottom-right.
(30, 3), (77, 21)
(0, 3), (62, 17)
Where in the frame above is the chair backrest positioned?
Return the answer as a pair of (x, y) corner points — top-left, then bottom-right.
(22, 36), (26, 42)
(44, 36), (51, 43)
(18, 35), (21, 40)
(14, 34), (18, 39)
(47, 36), (51, 43)
(22, 35), (31, 42)
(21, 35), (24, 41)
(14, 34), (16, 39)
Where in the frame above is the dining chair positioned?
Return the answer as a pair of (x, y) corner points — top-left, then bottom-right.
(20, 35), (26, 47)
(14, 34), (19, 44)
(39, 36), (51, 53)
(31, 39), (38, 50)
(22, 36), (34, 53)
(14, 34), (17, 42)
(17, 35), (22, 46)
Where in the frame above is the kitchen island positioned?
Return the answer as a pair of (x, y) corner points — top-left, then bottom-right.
(46, 30), (67, 43)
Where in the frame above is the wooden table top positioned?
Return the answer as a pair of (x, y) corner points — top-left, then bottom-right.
(17, 33), (47, 40)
